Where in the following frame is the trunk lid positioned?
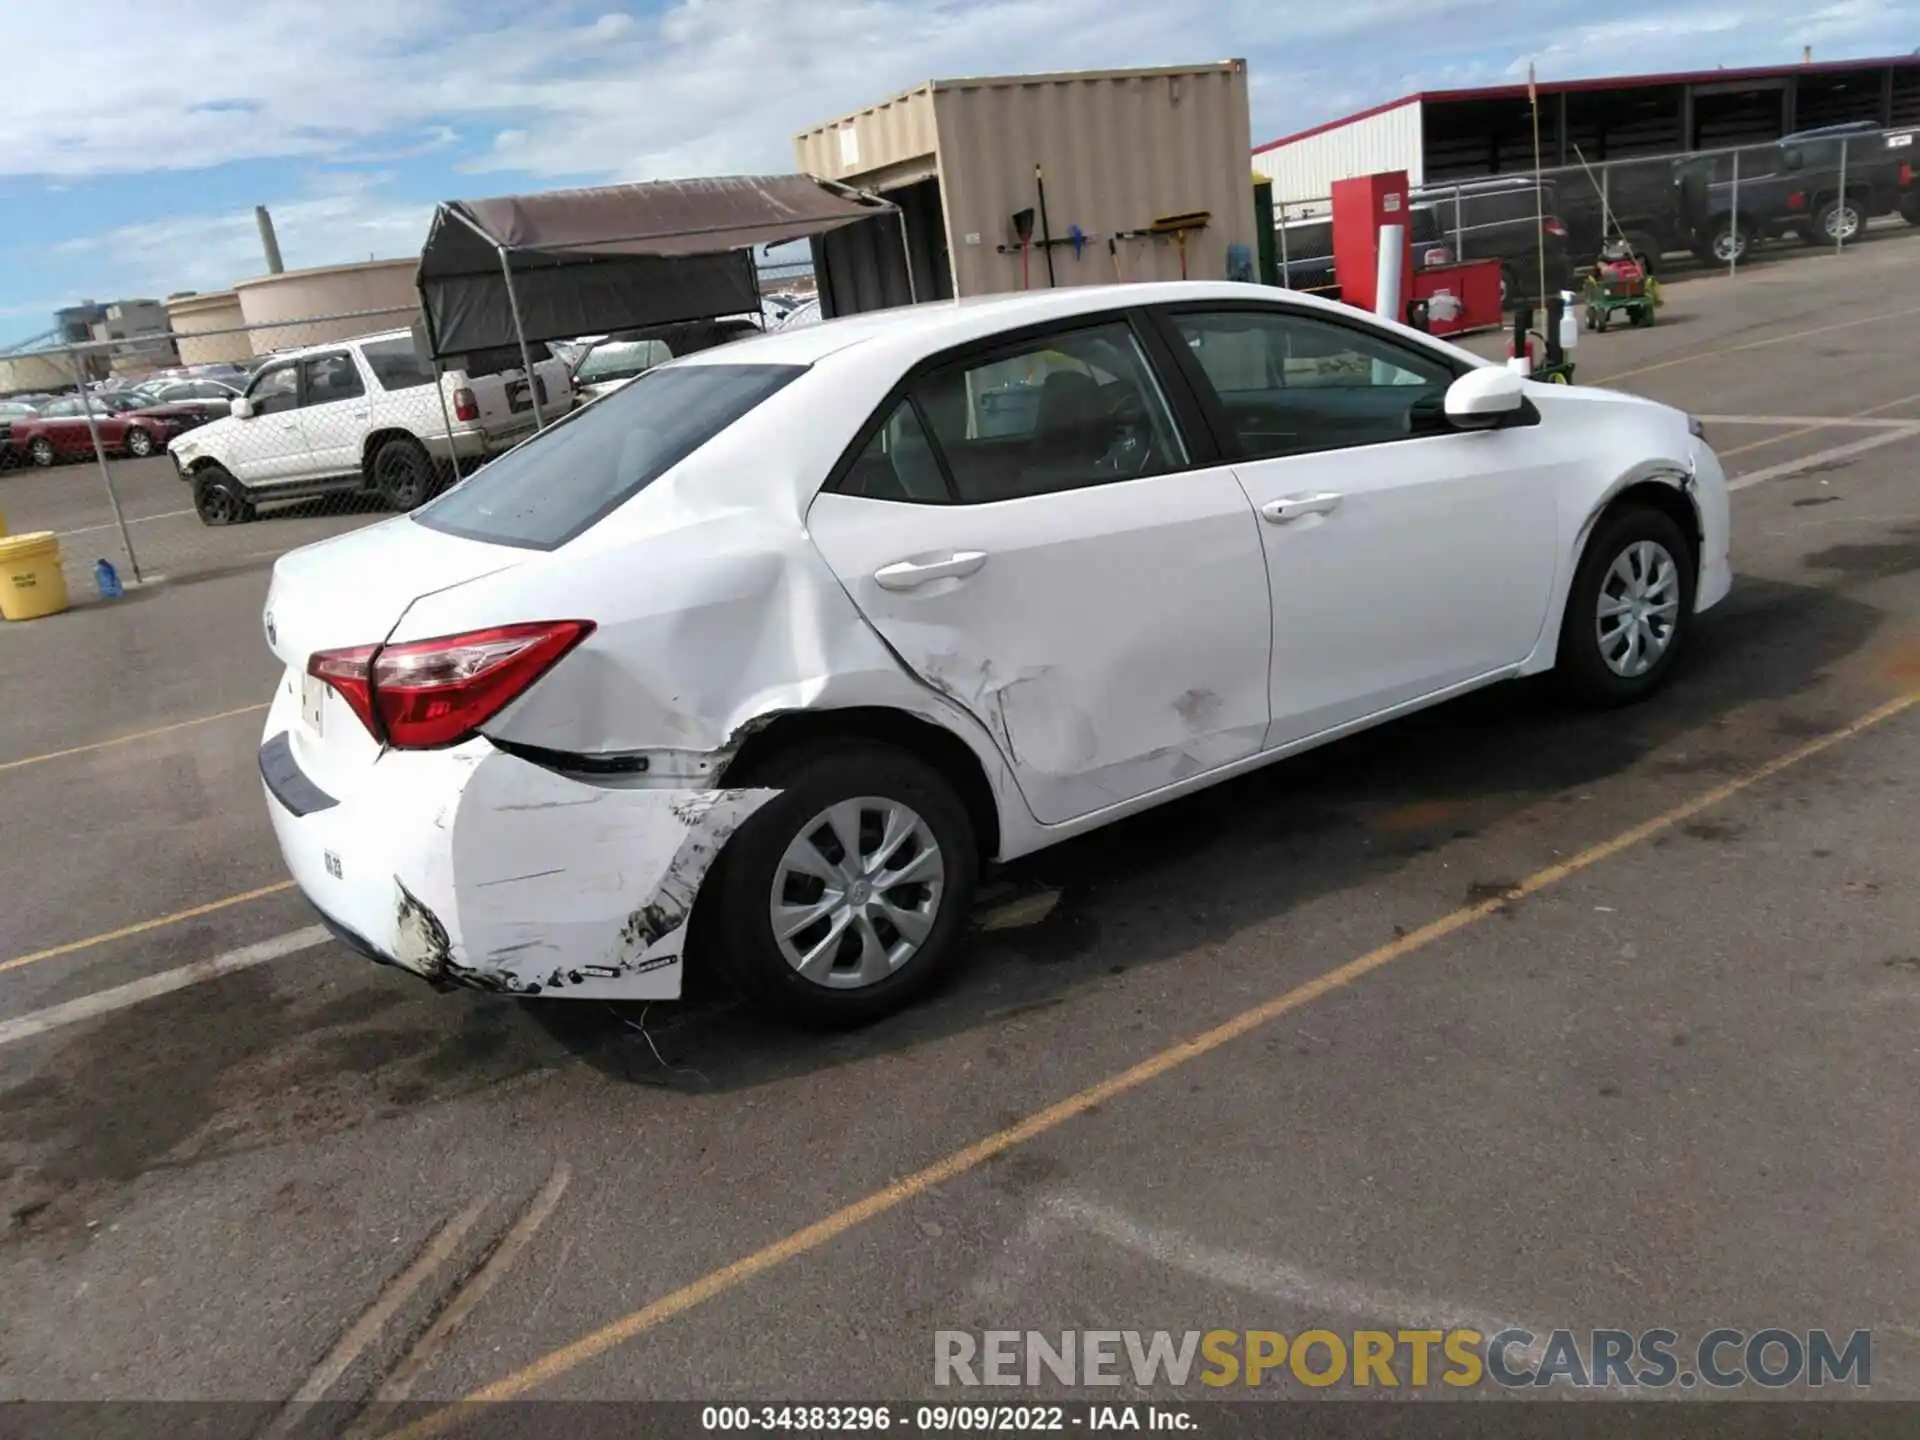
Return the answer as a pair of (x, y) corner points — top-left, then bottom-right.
(263, 516), (534, 792)
(264, 516), (528, 669)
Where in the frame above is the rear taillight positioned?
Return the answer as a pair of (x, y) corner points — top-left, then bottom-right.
(453, 387), (479, 423)
(1786, 190), (1806, 211)
(1901, 162), (1914, 187)
(1543, 217), (1567, 237)
(307, 621), (594, 749)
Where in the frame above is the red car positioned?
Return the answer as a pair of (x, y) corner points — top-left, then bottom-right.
(7, 394), (192, 466)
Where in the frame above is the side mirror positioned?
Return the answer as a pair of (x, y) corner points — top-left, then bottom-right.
(231, 397), (254, 420)
(1444, 367), (1525, 429)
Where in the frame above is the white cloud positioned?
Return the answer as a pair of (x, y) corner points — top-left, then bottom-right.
(45, 175), (434, 298)
(7, 0), (1916, 183)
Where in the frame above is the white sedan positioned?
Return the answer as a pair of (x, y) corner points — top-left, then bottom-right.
(259, 282), (1730, 1025)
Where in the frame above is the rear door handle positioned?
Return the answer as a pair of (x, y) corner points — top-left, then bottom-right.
(1261, 492), (1342, 524)
(873, 551), (988, 591)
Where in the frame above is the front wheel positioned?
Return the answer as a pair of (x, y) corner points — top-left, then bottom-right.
(29, 437), (56, 467)
(702, 743), (979, 1027)
(125, 427), (155, 457)
(1553, 507), (1696, 708)
(192, 467), (255, 526)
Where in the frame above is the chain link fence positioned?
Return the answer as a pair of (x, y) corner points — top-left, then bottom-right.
(1272, 126), (1920, 299)
(1, 251), (819, 592)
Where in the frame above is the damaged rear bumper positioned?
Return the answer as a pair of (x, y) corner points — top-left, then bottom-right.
(260, 691), (774, 999)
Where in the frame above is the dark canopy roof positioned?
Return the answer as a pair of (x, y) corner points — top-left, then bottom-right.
(416, 175), (896, 358)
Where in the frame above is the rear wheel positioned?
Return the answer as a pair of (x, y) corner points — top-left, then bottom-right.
(125, 426), (155, 457)
(1708, 223), (1748, 265)
(1554, 506), (1696, 708)
(372, 436), (435, 511)
(29, 437), (55, 467)
(703, 742), (979, 1027)
(192, 466), (255, 526)
(1813, 199), (1862, 246)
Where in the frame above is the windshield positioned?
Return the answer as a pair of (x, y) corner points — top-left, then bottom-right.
(576, 339), (672, 386)
(414, 362), (804, 550)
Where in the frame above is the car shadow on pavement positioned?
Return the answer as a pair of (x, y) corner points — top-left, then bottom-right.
(521, 571), (1891, 1092)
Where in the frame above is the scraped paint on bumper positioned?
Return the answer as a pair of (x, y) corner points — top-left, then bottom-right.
(261, 689), (774, 999)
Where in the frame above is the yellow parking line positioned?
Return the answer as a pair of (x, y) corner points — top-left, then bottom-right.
(1590, 301), (1920, 386)
(380, 689), (1920, 1438)
(0, 880), (297, 976)
(0, 703), (269, 775)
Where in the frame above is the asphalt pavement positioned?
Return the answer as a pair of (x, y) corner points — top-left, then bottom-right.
(3, 234), (1920, 1427)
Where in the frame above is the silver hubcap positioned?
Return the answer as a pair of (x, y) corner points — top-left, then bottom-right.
(130, 431), (150, 454)
(770, 797), (945, 989)
(1825, 208), (1859, 240)
(1714, 233), (1742, 261)
(1597, 539), (1681, 678)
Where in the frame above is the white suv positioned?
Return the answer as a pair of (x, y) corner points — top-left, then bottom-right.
(168, 330), (574, 525)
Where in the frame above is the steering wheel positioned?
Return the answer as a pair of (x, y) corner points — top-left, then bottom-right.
(1097, 384), (1156, 476)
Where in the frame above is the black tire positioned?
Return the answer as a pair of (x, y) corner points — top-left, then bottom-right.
(1902, 196), (1920, 228)
(29, 436), (56, 467)
(124, 426), (155, 458)
(1553, 505), (1697, 708)
(1499, 263), (1519, 309)
(1708, 222), (1748, 265)
(372, 436), (435, 511)
(1594, 308), (1610, 333)
(1812, 199), (1861, 247)
(192, 466), (255, 527)
(702, 742), (979, 1027)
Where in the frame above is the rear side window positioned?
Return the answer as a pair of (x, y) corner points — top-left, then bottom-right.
(415, 363), (803, 549)
(361, 337), (436, 392)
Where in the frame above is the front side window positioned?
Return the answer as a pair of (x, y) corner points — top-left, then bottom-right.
(1167, 309), (1454, 458)
(905, 321), (1185, 504)
(416, 362), (803, 549)
(249, 364), (299, 416)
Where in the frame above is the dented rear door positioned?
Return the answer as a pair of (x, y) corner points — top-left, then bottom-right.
(808, 462), (1272, 828)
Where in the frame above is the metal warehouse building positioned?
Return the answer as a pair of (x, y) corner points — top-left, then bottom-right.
(1253, 54), (1920, 204)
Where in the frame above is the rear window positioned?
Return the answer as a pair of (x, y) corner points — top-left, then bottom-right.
(413, 362), (804, 550)
(361, 336), (436, 392)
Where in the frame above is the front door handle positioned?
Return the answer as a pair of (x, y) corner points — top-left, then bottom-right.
(1261, 492), (1342, 524)
(873, 551), (988, 591)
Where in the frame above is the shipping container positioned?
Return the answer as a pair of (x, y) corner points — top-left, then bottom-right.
(795, 62), (1258, 309)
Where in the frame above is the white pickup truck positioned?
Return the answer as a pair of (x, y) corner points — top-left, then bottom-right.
(168, 329), (574, 525)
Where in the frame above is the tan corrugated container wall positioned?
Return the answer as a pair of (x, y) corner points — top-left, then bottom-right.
(796, 63), (1255, 300)
(794, 85), (940, 189)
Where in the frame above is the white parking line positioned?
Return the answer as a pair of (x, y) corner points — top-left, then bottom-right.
(55, 508), (194, 539)
(0, 926), (329, 1050)
(1702, 415), (1918, 430)
(1729, 426), (1920, 492)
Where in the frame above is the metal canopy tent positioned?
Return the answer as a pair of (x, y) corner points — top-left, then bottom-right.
(415, 174), (909, 429)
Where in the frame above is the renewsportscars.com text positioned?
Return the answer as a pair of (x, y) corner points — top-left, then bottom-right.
(934, 1328), (1872, 1391)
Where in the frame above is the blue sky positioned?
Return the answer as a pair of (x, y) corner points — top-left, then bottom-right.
(3, 0), (1917, 346)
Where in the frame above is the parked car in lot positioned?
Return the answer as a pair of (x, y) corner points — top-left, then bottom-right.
(0, 400), (39, 466)
(567, 318), (765, 403)
(259, 281), (1730, 1026)
(7, 393), (192, 465)
(169, 329), (574, 525)
(144, 377), (247, 425)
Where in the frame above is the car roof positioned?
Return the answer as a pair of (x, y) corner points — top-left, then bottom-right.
(669, 282), (1371, 370)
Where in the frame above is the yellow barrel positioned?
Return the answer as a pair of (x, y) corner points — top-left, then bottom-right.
(0, 532), (70, 621)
